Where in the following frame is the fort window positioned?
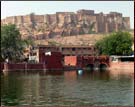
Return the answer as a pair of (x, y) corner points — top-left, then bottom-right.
(61, 48), (64, 51)
(72, 48), (76, 51)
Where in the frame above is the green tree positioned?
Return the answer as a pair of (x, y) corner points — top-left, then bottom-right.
(1, 24), (33, 62)
(88, 22), (96, 34)
(95, 31), (133, 55)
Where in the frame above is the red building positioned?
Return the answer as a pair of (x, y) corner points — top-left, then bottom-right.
(37, 45), (62, 69)
(33, 45), (96, 66)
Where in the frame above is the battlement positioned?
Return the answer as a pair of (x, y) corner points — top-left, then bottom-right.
(1, 9), (130, 39)
(77, 9), (94, 15)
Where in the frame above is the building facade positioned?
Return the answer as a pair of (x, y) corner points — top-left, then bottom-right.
(27, 45), (96, 66)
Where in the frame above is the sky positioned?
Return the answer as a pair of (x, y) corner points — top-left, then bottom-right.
(1, 1), (134, 29)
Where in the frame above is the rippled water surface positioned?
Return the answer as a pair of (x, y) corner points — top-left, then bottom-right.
(1, 70), (134, 106)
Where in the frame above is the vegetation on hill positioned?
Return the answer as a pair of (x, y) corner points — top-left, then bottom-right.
(88, 22), (96, 34)
(95, 31), (133, 55)
(1, 24), (33, 62)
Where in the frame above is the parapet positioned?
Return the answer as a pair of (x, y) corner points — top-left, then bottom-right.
(56, 12), (75, 15)
(77, 9), (94, 15)
(109, 12), (122, 17)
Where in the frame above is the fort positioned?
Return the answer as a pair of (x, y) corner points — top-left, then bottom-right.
(1, 9), (130, 39)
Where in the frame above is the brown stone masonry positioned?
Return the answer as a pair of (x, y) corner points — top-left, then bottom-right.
(1, 9), (130, 39)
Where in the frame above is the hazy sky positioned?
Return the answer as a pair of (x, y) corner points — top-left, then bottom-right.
(1, 1), (134, 28)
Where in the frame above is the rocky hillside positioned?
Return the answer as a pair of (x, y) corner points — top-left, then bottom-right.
(34, 31), (134, 46)
(2, 9), (130, 40)
(35, 34), (104, 46)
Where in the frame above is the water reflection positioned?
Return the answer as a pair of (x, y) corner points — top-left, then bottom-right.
(1, 73), (23, 106)
(1, 69), (134, 106)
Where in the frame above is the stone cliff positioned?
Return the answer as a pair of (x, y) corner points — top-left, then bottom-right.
(2, 9), (130, 40)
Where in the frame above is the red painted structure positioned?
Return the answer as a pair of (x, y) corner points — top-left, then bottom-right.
(1, 62), (63, 71)
(2, 63), (44, 71)
(39, 50), (63, 70)
(77, 56), (110, 69)
(1, 51), (63, 71)
(1, 55), (110, 71)
(64, 56), (77, 66)
(0, 45), (110, 71)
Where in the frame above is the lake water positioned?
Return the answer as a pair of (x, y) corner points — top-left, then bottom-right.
(1, 70), (134, 106)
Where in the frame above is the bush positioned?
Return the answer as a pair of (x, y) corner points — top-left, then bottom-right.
(95, 31), (133, 55)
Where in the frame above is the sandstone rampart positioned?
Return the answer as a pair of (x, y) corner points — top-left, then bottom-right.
(1, 9), (130, 39)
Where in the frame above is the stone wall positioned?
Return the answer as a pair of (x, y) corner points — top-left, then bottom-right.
(1, 9), (130, 39)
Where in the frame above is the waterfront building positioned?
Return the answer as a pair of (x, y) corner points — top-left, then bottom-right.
(25, 45), (96, 65)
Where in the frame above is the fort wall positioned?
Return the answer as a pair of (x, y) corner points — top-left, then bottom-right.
(1, 9), (130, 39)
